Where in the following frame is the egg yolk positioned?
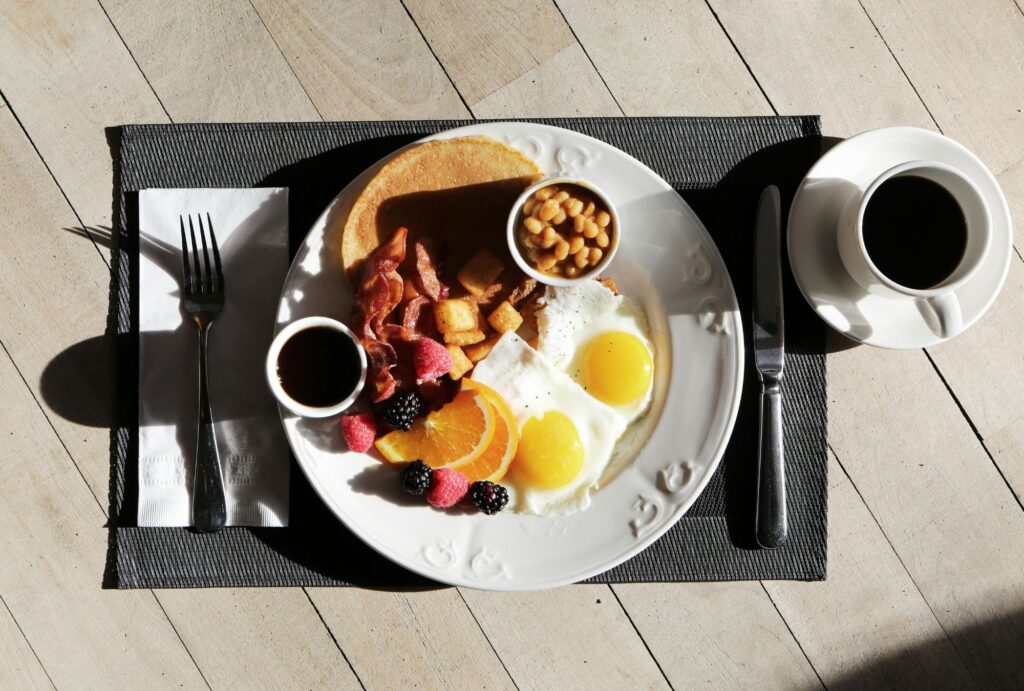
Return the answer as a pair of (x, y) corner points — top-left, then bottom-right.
(582, 331), (653, 406)
(514, 411), (584, 489)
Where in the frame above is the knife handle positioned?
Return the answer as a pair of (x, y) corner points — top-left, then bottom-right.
(756, 379), (787, 549)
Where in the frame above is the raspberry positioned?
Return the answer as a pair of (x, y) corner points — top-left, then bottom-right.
(340, 412), (375, 453)
(413, 338), (452, 381)
(469, 481), (509, 515)
(401, 460), (432, 496)
(426, 468), (469, 508)
(376, 390), (423, 431)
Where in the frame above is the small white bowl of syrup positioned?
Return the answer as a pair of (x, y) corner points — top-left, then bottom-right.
(266, 316), (366, 418)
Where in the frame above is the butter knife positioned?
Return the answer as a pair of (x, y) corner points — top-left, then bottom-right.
(753, 185), (787, 549)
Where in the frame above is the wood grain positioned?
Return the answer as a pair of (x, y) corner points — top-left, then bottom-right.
(460, 586), (669, 690)
(557, 0), (770, 115)
(828, 342), (1024, 687)
(0, 0), (167, 229)
(860, 0), (1024, 174)
(157, 589), (360, 689)
(403, 0), (576, 105)
(0, 603), (52, 690)
(100, 0), (319, 122)
(308, 588), (516, 690)
(764, 453), (975, 688)
(611, 582), (821, 689)
(251, 0), (469, 119)
(709, 0), (935, 135)
(472, 43), (621, 117)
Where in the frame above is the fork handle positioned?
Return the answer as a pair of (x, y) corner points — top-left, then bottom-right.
(192, 324), (226, 532)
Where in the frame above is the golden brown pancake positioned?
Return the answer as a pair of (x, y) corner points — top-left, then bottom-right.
(342, 136), (542, 281)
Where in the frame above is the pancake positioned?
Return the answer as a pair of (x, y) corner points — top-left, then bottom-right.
(342, 136), (542, 281)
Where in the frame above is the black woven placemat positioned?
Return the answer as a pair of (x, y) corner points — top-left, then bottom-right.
(106, 117), (827, 588)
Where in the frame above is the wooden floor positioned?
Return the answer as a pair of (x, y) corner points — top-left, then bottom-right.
(1, 0), (1023, 688)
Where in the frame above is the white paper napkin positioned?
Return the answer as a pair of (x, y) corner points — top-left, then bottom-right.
(137, 188), (290, 527)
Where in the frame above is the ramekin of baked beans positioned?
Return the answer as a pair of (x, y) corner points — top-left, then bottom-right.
(507, 177), (619, 285)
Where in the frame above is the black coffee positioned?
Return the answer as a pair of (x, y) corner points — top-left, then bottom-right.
(277, 327), (361, 407)
(862, 175), (967, 290)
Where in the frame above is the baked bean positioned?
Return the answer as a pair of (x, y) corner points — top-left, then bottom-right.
(535, 186), (556, 201)
(551, 208), (567, 225)
(523, 198), (537, 215)
(540, 226), (558, 248)
(536, 252), (558, 271)
(552, 190), (569, 203)
(538, 199), (559, 222)
(517, 182), (614, 278)
(583, 201), (595, 216)
(554, 240), (570, 260)
(583, 219), (600, 238)
(589, 247), (603, 264)
(568, 236), (585, 254)
(573, 214), (587, 234)
(596, 230), (610, 247)
(595, 210), (611, 228)
(565, 198), (584, 217)
(524, 217), (543, 234)
(574, 251), (590, 269)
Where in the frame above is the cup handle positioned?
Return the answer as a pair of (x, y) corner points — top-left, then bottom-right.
(917, 292), (963, 339)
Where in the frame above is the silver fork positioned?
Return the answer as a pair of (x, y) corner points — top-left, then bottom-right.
(180, 213), (226, 532)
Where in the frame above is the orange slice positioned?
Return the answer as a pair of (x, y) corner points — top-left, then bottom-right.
(374, 389), (496, 468)
(452, 380), (519, 482)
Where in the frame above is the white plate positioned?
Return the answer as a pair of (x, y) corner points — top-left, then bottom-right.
(273, 122), (744, 590)
(788, 127), (1012, 349)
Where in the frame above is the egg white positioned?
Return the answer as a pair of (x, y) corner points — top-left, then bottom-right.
(536, 281), (655, 424)
(471, 332), (626, 515)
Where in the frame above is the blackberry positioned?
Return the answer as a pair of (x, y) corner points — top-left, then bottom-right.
(469, 481), (509, 515)
(377, 390), (423, 431)
(401, 461), (433, 496)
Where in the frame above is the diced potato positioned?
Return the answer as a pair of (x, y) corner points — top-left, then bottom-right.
(433, 299), (478, 334)
(487, 300), (523, 334)
(457, 249), (504, 297)
(464, 335), (501, 363)
(443, 329), (486, 346)
(447, 345), (474, 380)
(598, 276), (619, 295)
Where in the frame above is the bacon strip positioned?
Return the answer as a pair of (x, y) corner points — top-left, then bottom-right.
(354, 228), (408, 401)
(413, 237), (449, 301)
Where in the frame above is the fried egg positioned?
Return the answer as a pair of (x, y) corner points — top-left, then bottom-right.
(536, 281), (655, 424)
(471, 333), (626, 515)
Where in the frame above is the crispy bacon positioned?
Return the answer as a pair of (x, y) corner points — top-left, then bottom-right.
(364, 339), (398, 402)
(413, 237), (449, 301)
(354, 228), (409, 401)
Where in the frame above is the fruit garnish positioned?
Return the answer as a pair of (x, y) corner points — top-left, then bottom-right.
(582, 331), (653, 406)
(469, 481), (509, 515)
(451, 380), (519, 482)
(514, 411), (584, 489)
(376, 390), (423, 431)
(412, 337), (452, 380)
(401, 460), (433, 496)
(375, 389), (496, 468)
(426, 468), (469, 508)
(340, 412), (376, 453)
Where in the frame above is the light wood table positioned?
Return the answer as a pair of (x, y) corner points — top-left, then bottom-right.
(1, 1), (1022, 688)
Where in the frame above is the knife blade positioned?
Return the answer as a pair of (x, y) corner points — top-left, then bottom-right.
(753, 185), (787, 549)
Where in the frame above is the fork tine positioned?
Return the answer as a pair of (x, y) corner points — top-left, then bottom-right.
(198, 214), (213, 293)
(206, 212), (224, 292)
(188, 215), (204, 293)
(180, 215), (192, 294)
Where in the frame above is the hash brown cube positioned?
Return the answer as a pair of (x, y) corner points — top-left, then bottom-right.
(446, 345), (474, 380)
(487, 300), (523, 334)
(433, 299), (478, 333)
(443, 329), (487, 346)
(463, 334), (501, 363)
(457, 249), (504, 297)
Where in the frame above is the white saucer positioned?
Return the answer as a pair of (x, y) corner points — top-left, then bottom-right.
(788, 127), (1012, 349)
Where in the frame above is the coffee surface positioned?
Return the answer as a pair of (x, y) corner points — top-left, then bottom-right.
(277, 327), (361, 407)
(862, 175), (967, 290)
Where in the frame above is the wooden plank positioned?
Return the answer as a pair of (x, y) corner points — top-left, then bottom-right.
(157, 589), (360, 689)
(708, 0), (935, 135)
(764, 453), (975, 688)
(859, 0), (1024, 174)
(100, 0), (319, 122)
(557, 0), (770, 115)
(460, 586), (669, 690)
(0, 354), (206, 687)
(0, 603), (52, 690)
(471, 43), (621, 117)
(828, 342), (1024, 687)
(611, 582), (820, 689)
(251, 0), (469, 119)
(307, 588), (516, 690)
(403, 0), (576, 105)
(0, 0), (168, 229)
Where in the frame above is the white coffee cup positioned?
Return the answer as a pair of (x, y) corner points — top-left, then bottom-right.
(837, 160), (991, 339)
